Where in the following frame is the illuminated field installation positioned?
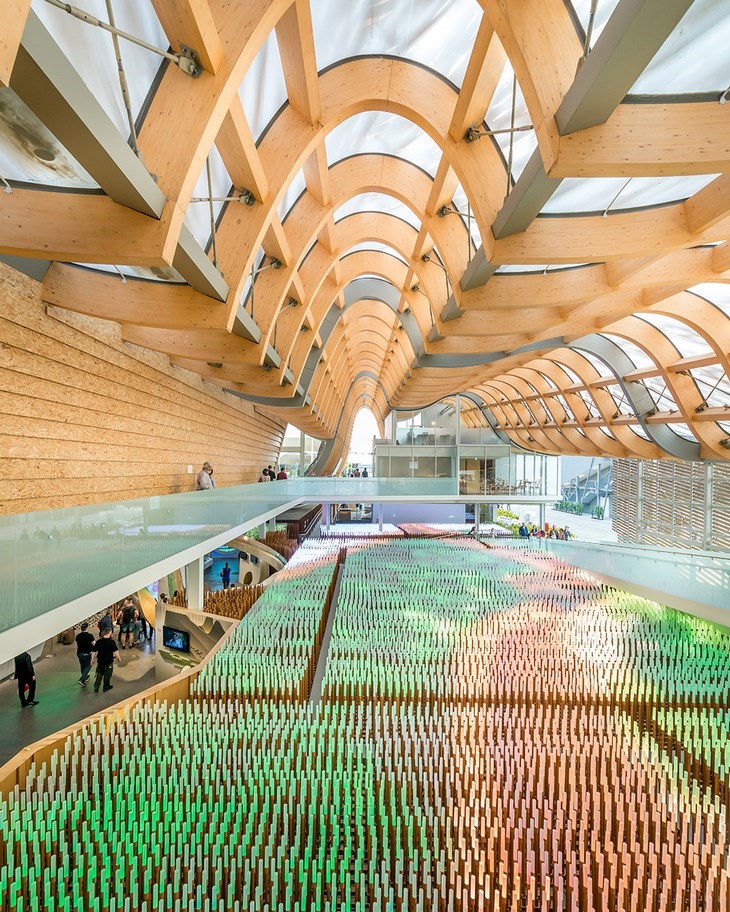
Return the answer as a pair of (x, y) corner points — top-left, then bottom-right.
(1, 538), (729, 910)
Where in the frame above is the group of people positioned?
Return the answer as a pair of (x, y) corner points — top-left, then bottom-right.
(115, 595), (151, 649)
(258, 465), (287, 482)
(12, 605), (129, 706)
(197, 460), (291, 486)
(518, 523), (572, 540)
(74, 619), (121, 693)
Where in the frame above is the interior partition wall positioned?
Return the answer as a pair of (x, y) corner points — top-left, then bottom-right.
(376, 442), (559, 499)
(613, 458), (730, 552)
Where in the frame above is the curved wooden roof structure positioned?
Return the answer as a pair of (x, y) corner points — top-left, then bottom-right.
(2, 0), (730, 474)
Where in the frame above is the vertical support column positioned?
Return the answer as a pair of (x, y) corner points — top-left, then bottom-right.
(636, 460), (644, 544)
(378, 503), (384, 532)
(185, 556), (204, 612)
(541, 453), (547, 497)
(322, 503), (331, 533)
(268, 514), (277, 533)
(539, 503), (545, 530)
(258, 523), (266, 539)
(704, 462), (713, 550)
(474, 504), (480, 536)
(300, 429), (306, 477)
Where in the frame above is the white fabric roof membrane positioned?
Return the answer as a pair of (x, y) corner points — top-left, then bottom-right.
(334, 193), (423, 231)
(568, 1), (622, 46)
(311, 0), (481, 88)
(484, 62), (537, 183)
(542, 174), (721, 216)
(630, 0), (730, 95)
(325, 112), (442, 177)
(31, 0), (166, 135)
(3, 1), (728, 459)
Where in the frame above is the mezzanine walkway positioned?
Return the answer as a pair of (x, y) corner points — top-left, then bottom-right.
(0, 477), (554, 662)
(1, 477), (728, 662)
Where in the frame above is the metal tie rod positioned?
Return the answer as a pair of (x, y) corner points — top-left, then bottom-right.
(44, 0), (201, 76)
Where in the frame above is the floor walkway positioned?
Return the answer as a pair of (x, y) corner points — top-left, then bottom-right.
(543, 507), (618, 543)
(0, 635), (157, 767)
(308, 563), (343, 706)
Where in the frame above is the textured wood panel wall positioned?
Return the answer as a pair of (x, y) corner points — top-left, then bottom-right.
(613, 458), (730, 551)
(0, 263), (286, 514)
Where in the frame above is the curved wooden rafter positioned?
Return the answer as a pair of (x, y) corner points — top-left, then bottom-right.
(2, 0), (730, 463)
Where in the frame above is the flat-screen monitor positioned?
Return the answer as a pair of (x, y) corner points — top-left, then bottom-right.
(162, 625), (190, 653)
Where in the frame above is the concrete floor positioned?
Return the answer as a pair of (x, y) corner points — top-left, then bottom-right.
(0, 633), (157, 767)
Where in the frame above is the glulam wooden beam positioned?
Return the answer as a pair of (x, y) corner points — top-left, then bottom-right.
(1, 0), (31, 87)
(150, 0), (225, 74)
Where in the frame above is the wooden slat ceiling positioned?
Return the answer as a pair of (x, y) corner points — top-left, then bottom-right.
(2, 0), (730, 475)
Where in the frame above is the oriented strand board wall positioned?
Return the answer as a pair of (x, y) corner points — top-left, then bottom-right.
(0, 263), (286, 514)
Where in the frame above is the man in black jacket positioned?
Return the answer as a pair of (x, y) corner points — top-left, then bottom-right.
(91, 628), (121, 693)
(75, 622), (95, 685)
(14, 651), (38, 707)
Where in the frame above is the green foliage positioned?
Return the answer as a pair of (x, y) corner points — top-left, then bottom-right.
(591, 505), (605, 520)
(553, 499), (585, 516)
(496, 507), (519, 520)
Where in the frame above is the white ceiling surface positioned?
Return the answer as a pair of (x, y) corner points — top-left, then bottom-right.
(30, 0), (166, 133)
(14, 2), (726, 248)
(3, 0), (729, 447)
(335, 192), (422, 231)
(542, 174), (721, 216)
(630, 0), (730, 95)
(310, 0), (481, 87)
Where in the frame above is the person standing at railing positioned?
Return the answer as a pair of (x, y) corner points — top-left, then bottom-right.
(196, 462), (215, 490)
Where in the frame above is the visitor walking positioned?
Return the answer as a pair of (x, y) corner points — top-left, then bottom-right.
(14, 651), (38, 707)
(75, 622), (95, 685)
(91, 628), (121, 693)
(119, 596), (136, 649)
